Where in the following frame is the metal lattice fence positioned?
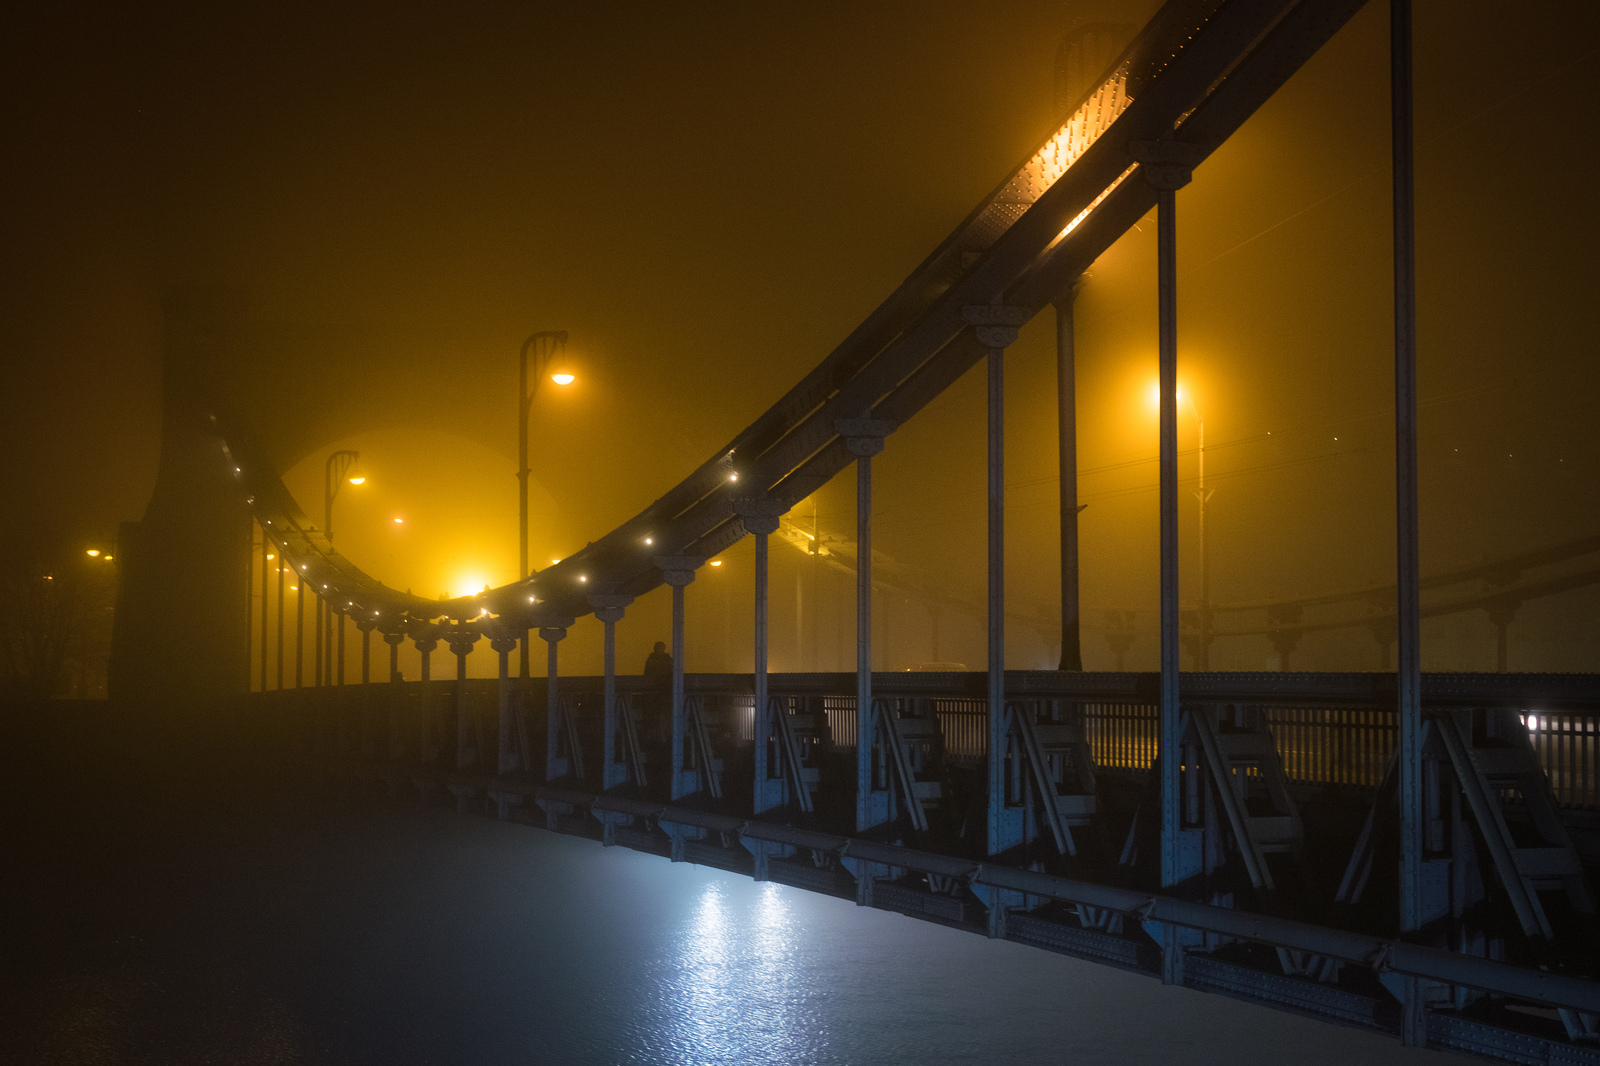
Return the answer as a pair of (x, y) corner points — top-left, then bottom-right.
(1525, 712), (1598, 809)
(734, 689), (1597, 809)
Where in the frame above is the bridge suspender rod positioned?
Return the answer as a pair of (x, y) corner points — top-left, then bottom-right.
(245, 528), (254, 690)
(590, 593), (632, 790)
(754, 529), (771, 810)
(275, 537), (284, 690)
(962, 304), (1026, 857)
(672, 586), (687, 791)
(541, 626), (568, 782)
(244, 527), (254, 690)
(655, 557), (700, 800)
(1157, 184), (1181, 902)
(1127, 134), (1202, 983)
(1056, 294), (1083, 672)
(733, 499), (785, 813)
(858, 451), (873, 828)
(491, 635), (518, 774)
(603, 614), (617, 778)
(361, 625), (370, 684)
(1391, 0), (1424, 1046)
(519, 336), (529, 679)
(259, 523), (269, 692)
(314, 592), (323, 686)
(845, 433), (890, 828)
(451, 634), (475, 773)
(837, 417), (891, 832)
(337, 609), (346, 686)
(294, 565), (303, 689)
(988, 343), (1006, 853)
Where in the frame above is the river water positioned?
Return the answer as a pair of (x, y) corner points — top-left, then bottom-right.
(2, 754), (1470, 1066)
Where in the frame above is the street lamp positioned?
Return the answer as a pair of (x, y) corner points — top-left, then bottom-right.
(518, 331), (573, 583)
(320, 449), (364, 687)
(324, 449), (362, 542)
(1189, 393), (1214, 670)
(1150, 383), (1213, 668)
(518, 330), (573, 676)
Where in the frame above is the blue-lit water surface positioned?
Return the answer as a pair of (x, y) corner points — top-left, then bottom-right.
(9, 796), (1473, 1065)
(280, 806), (1463, 1066)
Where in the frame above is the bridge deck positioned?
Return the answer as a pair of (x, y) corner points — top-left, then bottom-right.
(238, 668), (1600, 1065)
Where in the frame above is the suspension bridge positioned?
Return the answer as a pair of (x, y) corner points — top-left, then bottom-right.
(105, 0), (1599, 1061)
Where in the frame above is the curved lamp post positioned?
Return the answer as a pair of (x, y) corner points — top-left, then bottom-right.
(324, 449), (362, 542)
(519, 331), (573, 675)
(518, 331), (572, 581)
(321, 449), (363, 687)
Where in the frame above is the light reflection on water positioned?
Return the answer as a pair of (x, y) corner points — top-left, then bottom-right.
(544, 831), (1464, 1066)
(13, 803), (1474, 1066)
(656, 879), (814, 1065)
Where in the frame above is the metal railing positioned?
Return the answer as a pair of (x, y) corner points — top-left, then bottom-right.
(1264, 706), (1396, 789)
(266, 671), (1600, 810)
(1525, 711), (1599, 809)
(713, 674), (1600, 808)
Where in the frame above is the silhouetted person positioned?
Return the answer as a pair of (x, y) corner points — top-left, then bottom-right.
(642, 641), (673, 742)
(643, 641), (673, 683)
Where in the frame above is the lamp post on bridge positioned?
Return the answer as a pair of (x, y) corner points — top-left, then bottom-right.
(1186, 392), (1213, 670)
(322, 450), (362, 685)
(518, 330), (573, 677)
(323, 450), (362, 542)
(1146, 382), (1214, 670)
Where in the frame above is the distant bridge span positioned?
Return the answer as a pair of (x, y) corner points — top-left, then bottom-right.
(111, 0), (1600, 1061)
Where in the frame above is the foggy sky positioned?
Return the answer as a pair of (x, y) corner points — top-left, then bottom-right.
(5, 0), (1600, 675)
